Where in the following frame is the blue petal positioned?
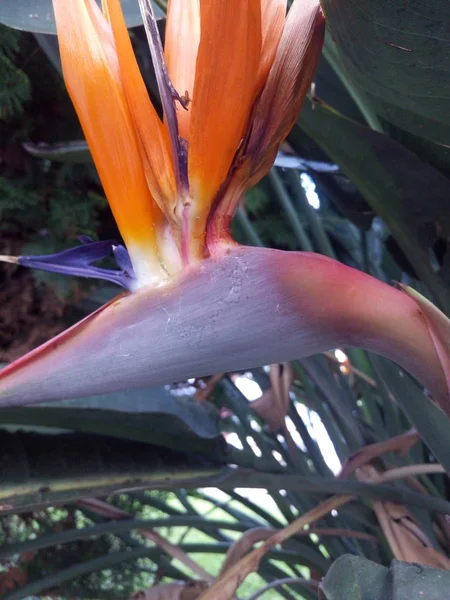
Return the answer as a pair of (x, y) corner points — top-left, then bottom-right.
(18, 239), (136, 290)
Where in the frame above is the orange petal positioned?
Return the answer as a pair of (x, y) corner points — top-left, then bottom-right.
(164, 0), (200, 141)
(53, 0), (164, 284)
(103, 0), (176, 219)
(207, 0), (324, 246)
(187, 0), (262, 254)
(257, 0), (287, 88)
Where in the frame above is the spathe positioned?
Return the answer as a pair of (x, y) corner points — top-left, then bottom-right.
(0, 246), (448, 413)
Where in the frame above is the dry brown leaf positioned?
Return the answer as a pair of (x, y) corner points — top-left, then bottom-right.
(251, 363), (293, 430)
(198, 495), (352, 600)
(371, 499), (450, 568)
(219, 527), (274, 576)
(194, 373), (224, 401)
(324, 350), (375, 387)
(132, 581), (208, 600)
(338, 429), (419, 479)
(357, 465), (450, 569)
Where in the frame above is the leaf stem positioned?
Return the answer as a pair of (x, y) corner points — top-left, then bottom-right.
(268, 169), (314, 252)
(285, 169), (336, 258)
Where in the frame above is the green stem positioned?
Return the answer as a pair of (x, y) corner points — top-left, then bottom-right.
(268, 169), (314, 251)
(248, 577), (320, 600)
(0, 517), (256, 560)
(236, 205), (264, 246)
(285, 169), (336, 258)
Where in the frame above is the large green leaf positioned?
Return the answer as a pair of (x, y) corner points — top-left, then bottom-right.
(321, 0), (450, 144)
(319, 555), (450, 600)
(0, 430), (226, 513)
(0, 0), (164, 34)
(0, 401), (223, 454)
(370, 356), (450, 477)
(298, 98), (450, 313)
(0, 364), (222, 441)
(4, 430), (450, 516)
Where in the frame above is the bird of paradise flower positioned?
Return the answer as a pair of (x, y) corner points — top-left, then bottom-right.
(0, 0), (449, 416)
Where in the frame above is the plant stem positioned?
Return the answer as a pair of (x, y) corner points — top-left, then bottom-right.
(248, 576), (320, 600)
(236, 205), (264, 247)
(285, 169), (336, 258)
(268, 169), (314, 252)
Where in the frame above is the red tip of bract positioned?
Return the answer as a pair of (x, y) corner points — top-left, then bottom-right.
(399, 285), (450, 410)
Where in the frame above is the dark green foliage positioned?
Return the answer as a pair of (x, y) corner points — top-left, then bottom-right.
(0, 25), (30, 118)
(319, 555), (450, 600)
(0, 55), (30, 119)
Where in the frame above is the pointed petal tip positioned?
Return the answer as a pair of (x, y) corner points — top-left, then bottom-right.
(398, 284), (450, 409)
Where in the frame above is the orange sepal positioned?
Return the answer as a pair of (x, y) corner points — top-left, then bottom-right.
(250, 0), (325, 178)
(103, 0), (176, 221)
(187, 0), (262, 256)
(52, 0), (164, 283)
(207, 0), (324, 246)
(165, 0), (200, 142)
(257, 0), (287, 88)
(247, 0), (325, 182)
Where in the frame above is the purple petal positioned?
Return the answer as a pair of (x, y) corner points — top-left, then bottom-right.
(18, 240), (136, 290)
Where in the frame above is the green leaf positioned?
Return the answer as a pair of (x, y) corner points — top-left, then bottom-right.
(298, 98), (450, 313)
(0, 0), (164, 34)
(0, 53), (30, 117)
(319, 555), (387, 600)
(0, 430), (226, 512)
(0, 25), (30, 117)
(321, 0), (450, 145)
(371, 356), (450, 477)
(0, 516), (251, 560)
(46, 387), (221, 439)
(319, 555), (450, 600)
(0, 401), (223, 455)
(23, 139), (91, 162)
(3, 429), (450, 516)
(0, 360), (222, 441)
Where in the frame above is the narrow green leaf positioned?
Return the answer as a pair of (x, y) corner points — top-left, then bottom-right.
(371, 355), (450, 476)
(2, 547), (163, 600)
(1, 391), (222, 442)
